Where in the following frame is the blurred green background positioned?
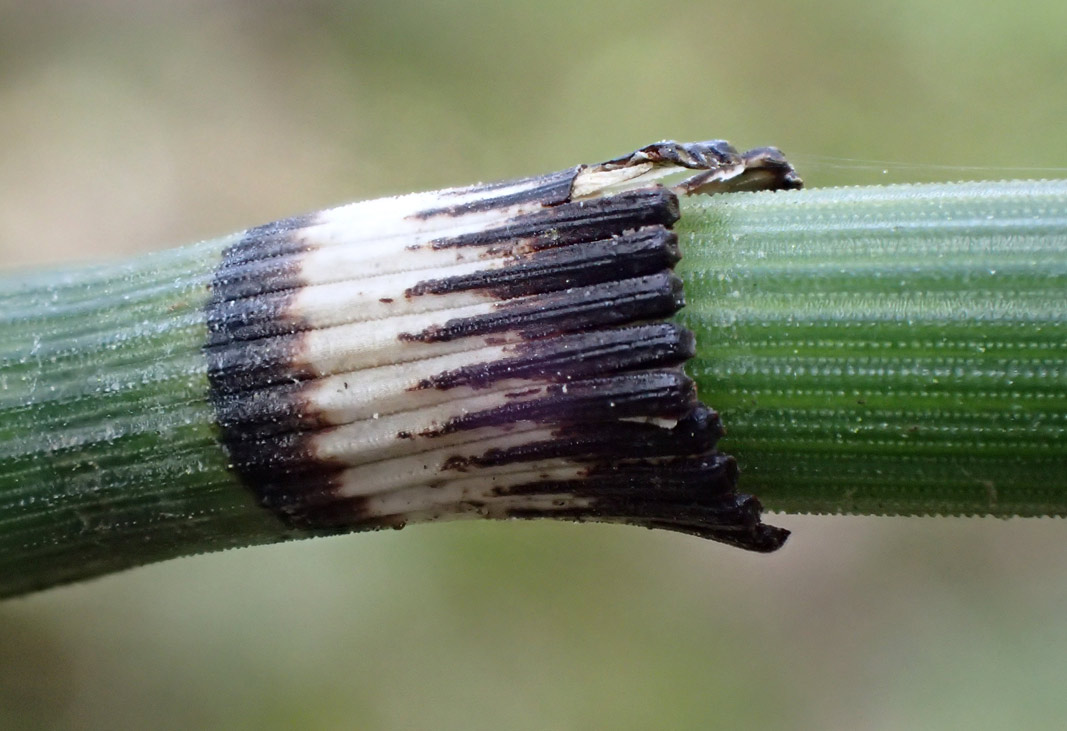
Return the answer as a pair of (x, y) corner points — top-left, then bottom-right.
(2, 1), (1066, 729)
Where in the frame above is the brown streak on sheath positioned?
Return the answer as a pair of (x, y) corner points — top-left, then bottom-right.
(412, 324), (694, 391)
(412, 167), (580, 218)
(506, 492), (788, 553)
(406, 227), (678, 300)
(418, 370), (696, 438)
(399, 272), (685, 343)
(440, 405), (723, 470)
(429, 188), (679, 249)
(504, 387), (543, 399)
(501, 453), (739, 500)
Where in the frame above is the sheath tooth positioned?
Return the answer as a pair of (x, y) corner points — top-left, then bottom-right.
(206, 139), (801, 551)
(208, 227), (680, 343)
(213, 323), (696, 437)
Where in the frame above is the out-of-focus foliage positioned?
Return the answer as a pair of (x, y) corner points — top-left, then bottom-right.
(1, 1), (1065, 729)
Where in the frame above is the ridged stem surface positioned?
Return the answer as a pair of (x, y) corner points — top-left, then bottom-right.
(2, 177), (1066, 597)
(0, 240), (289, 597)
(675, 180), (1067, 516)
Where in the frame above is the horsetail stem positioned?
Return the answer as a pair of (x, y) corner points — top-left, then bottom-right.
(1, 141), (1064, 598)
(675, 180), (1067, 516)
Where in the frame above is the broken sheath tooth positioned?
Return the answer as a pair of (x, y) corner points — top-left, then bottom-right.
(206, 140), (801, 551)
(572, 139), (803, 198)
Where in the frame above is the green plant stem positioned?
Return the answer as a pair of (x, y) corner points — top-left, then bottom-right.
(0, 178), (1065, 598)
(0, 239), (292, 598)
(675, 179), (1067, 516)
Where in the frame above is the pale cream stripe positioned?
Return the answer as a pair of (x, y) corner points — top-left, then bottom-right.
(311, 387), (550, 466)
(298, 189), (551, 250)
(300, 341), (515, 423)
(354, 470), (590, 520)
(296, 241), (517, 289)
(288, 256), (510, 328)
(296, 300), (508, 375)
(332, 432), (577, 497)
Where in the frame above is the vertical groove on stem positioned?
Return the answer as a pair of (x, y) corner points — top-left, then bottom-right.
(675, 180), (1067, 516)
(0, 241), (290, 598)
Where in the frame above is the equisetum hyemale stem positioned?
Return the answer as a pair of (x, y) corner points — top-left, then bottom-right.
(674, 182), (1067, 516)
(1, 140), (1064, 598)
